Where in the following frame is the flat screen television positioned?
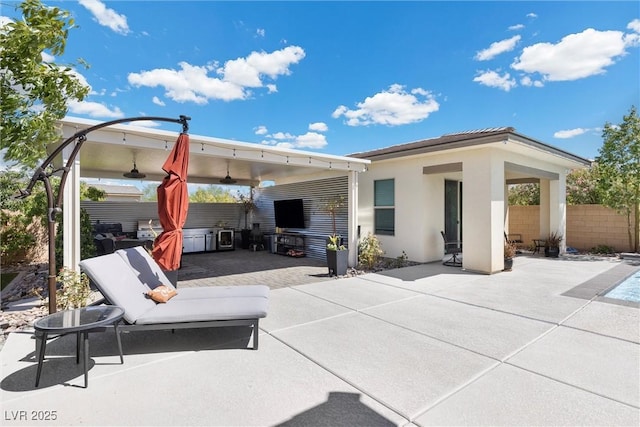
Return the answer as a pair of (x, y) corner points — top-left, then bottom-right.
(274, 198), (305, 228)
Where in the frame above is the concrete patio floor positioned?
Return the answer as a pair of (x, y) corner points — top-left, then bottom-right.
(1, 254), (639, 426)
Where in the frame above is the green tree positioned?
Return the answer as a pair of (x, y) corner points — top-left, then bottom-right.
(1, 0), (89, 168)
(141, 184), (158, 202)
(190, 185), (236, 203)
(566, 165), (602, 205)
(1, 169), (104, 265)
(596, 105), (640, 252)
(508, 183), (539, 205)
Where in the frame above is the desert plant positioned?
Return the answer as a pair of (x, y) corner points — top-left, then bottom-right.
(545, 231), (563, 248)
(318, 194), (346, 240)
(358, 232), (384, 269)
(55, 268), (91, 310)
(327, 235), (346, 251)
(590, 244), (616, 254)
(504, 242), (516, 258)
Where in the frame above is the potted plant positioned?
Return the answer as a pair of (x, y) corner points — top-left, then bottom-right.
(319, 195), (349, 276)
(504, 241), (516, 271)
(544, 231), (563, 258)
(237, 191), (256, 249)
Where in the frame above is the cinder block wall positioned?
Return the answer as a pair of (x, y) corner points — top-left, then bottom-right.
(508, 204), (635, 252)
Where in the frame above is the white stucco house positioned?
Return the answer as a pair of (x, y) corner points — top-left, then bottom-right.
(51, 118), (590, 276)
(350, 127), (591, 274)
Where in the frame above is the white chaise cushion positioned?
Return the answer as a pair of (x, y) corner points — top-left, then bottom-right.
(80, 254), (156, 323)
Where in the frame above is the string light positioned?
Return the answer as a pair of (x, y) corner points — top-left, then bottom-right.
(201, 143), (204, 151)
(164, 140), (168, 150)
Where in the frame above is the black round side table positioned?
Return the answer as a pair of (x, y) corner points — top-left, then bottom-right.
(34, 305), (125, 388)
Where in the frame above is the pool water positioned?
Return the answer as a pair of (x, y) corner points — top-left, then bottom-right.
(605, 270), (640, 303)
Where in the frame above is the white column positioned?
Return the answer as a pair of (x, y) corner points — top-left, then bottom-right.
(539, 179), (550, 238)
(62, 145), (82, 271)
(462, 151), (504, 273)
(347, 170), (359, 267)
(549, 173), (567, 252)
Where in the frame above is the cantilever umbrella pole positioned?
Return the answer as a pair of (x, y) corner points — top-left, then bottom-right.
(16, 115), (191, 314)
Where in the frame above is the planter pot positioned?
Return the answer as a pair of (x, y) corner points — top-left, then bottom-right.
(503, 257), (513, 271)
(326, 249), (348, 277)
(544, 246), (560, 258)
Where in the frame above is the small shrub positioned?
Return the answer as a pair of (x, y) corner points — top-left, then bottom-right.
(358, 232), (384, 270)
(590, 244), (616, 255)
(55, 268), (91, 310)
(391, 251), (409, 268)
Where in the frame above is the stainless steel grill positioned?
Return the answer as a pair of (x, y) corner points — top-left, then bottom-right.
(137, 220), (162, 240)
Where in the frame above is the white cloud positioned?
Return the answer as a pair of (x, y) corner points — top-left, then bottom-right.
(629, 19), (640, 33)
(128, 46), (305, 103)
(256, 28), (265, 37)
(520, 76), (544, 87)
(254, 125), (268, 135)
(152, 96), (165, 106)
(67, 100), (124, 118)
(78, 0), (130, 35)
(271, 132), (295, 140)
(509, 24), (524, 31)
(554, 128), (589, 139)
(0, 16), (12, 28)
(512, 28), (635, 81)
(527, 13), (538, 19)
(220, 46), (305, 87)
(475, 35), (521, 61)
(473, 70), (517, 91)
(129, 120), (160, 128)
(332, 84), (439, 127)
(261, 132), (327, 150)
(41, 52), (55, 63)
(309, 122), (328, 132)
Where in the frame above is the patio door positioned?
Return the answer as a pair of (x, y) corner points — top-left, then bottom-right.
(444, 180), (462, 244)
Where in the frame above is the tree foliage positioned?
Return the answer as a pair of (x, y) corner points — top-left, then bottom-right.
(190, 185), (236, 203)
(1, 169), (104, 265)
(1, 0), (89, 168)
(508, 183), (539, 205)
(596, 105), (640, 252)
(566, 165), (602, 205)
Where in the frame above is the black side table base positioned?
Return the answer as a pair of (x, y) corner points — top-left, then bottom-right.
(34, 315), (124, 389)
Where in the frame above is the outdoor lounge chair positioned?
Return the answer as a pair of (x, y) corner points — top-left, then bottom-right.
(79, 246), (269, 349)
(440, 230), (462, 267)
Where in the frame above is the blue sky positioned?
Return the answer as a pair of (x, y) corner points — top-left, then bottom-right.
(3, 0), (639, 163)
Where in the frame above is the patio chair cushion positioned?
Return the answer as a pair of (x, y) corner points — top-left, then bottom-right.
(116, 246), (174, 291)
(80, 253), (156, 323)
(80, 249), (270, 327)
(135, 296), (269, 324)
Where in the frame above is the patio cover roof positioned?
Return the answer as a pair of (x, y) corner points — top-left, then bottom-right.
(54, 117), (370, 186)
(349, 127), (592, 167)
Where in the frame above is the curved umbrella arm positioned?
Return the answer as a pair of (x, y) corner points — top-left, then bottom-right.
(14, 115), (191, 314)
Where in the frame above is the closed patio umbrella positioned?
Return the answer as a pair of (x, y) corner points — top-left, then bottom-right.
(152, 132), (190, 271)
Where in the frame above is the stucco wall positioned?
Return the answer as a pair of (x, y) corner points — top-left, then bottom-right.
(508, 204), (635, 252)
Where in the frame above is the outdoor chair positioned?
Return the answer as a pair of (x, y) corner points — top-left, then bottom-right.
(440, 231), (462, 267)
(79, 246), (269, 349)
(504, 232), (524, 254)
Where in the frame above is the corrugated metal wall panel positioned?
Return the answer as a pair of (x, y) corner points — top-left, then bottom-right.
(81, 201), (245, 232)
(254, 176), (348, 259)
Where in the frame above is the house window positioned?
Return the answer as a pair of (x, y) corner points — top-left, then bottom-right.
(374, 179), (394, 235)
